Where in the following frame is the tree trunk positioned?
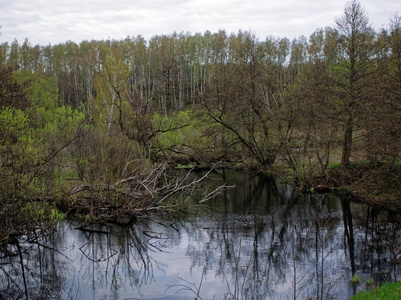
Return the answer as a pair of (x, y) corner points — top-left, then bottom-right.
(341, 115), (353, 168)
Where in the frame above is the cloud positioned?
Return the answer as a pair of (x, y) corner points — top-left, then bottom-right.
(0, 0), (398, 45)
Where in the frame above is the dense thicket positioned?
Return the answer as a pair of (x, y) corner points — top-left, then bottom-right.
(1, 1), (401, 239)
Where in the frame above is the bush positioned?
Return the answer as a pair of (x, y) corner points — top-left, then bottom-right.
(0, 72), (84, 242)
(351, 281), (401, 299)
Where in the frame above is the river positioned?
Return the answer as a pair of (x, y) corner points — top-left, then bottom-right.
(1, 170), (401, 299)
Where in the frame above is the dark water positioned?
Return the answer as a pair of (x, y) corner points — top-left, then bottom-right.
(1, 170), (401, 299)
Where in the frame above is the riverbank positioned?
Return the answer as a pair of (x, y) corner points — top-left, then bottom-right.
(351, 281), (401, 299)
(327, 162), (401, 213)
(173, 159), (401, 214)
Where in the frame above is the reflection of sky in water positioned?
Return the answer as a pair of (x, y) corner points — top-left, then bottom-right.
(2, 172), (401, 299)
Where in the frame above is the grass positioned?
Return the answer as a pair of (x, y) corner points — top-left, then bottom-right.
(351, 281), (401, 299)
(327, 162), (341, 170)
(352, 275), (360, 284)
(176, 163), (195, 169)
(328, 160), (371, 170)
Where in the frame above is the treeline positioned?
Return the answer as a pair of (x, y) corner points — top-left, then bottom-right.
(1, 1), (401, 235)
(0, 30), (292, 111)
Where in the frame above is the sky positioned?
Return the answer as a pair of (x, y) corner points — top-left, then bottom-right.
(0, 0), (399, 46)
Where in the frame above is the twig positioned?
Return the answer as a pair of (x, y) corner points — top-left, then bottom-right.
(79, 242), (117, 262)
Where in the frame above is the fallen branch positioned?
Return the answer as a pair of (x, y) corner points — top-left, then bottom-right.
(65, 163), (227, 223)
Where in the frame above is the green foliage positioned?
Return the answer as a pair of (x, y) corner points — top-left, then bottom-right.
(352, 274), (360, 284)
(176, 164), (195, 169)
(14, 71), (58, 107)
(328, 162), (341, 170)
(15, 72), (85, 139)
(70, 127), (144, 183)
(0, 107), (47, 200)
(50, 208), (67, 221)
(0, 64), (29, 110)
(0, 3), (401, 234)
(0, 70), (85, 241)
(0, 86), (85, 200)
(351, 281), (401, 299)
(153, 111), (190, 150)
(42, 105), (85, 142)
(328, 160), (371, 171)
(153, 110), (228, 163)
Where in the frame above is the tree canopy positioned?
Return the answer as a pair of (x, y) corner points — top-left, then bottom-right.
(1, 0), (401, 238)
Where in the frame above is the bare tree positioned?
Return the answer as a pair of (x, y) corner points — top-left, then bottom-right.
(334, 0), (375, 167)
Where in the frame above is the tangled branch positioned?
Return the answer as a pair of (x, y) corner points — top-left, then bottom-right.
(65, 163), (226, 223)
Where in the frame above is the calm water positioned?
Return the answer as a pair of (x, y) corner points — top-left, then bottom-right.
(1, 170), (401, 299)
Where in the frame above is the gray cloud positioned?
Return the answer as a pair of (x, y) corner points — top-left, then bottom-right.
(0, 0), (398, 45)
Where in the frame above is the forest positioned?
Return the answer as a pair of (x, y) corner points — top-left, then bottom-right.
(1, 1), (401, 242)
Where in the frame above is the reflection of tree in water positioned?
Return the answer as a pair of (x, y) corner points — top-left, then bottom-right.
(181, 174), (315, 299)
(2, 172), (401, 299)
(352, 205), (401, 284)
(0, 229), (68, 299)
(66, 220), (186, 298)
(0, 219), (181, 299)
(180, 173), (396, 299)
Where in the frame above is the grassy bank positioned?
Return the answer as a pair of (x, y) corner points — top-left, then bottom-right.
(351, 281), (401, 299)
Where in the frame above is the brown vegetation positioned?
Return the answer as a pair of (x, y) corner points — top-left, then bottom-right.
(1, 1), (401, 241)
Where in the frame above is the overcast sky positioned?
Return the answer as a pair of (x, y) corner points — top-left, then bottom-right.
(0, 0), (399, 45)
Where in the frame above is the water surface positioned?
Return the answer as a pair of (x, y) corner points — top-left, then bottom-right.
(1, 171), (401, 299)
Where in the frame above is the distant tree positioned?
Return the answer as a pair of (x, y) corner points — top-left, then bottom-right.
(282, 29), (337, 185)
(0, 64), (29, 110)
(0, 42), (8, 65)
(333, 0), (375, 167)
(364, 13), (401, 165)
(7, 40), (20, 68)
(202, 32), (293, 168)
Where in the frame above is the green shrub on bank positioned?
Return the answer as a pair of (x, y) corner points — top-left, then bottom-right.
(351, 281), (401, 299)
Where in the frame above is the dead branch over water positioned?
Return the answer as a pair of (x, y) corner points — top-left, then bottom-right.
(64, 163), (227, 223)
